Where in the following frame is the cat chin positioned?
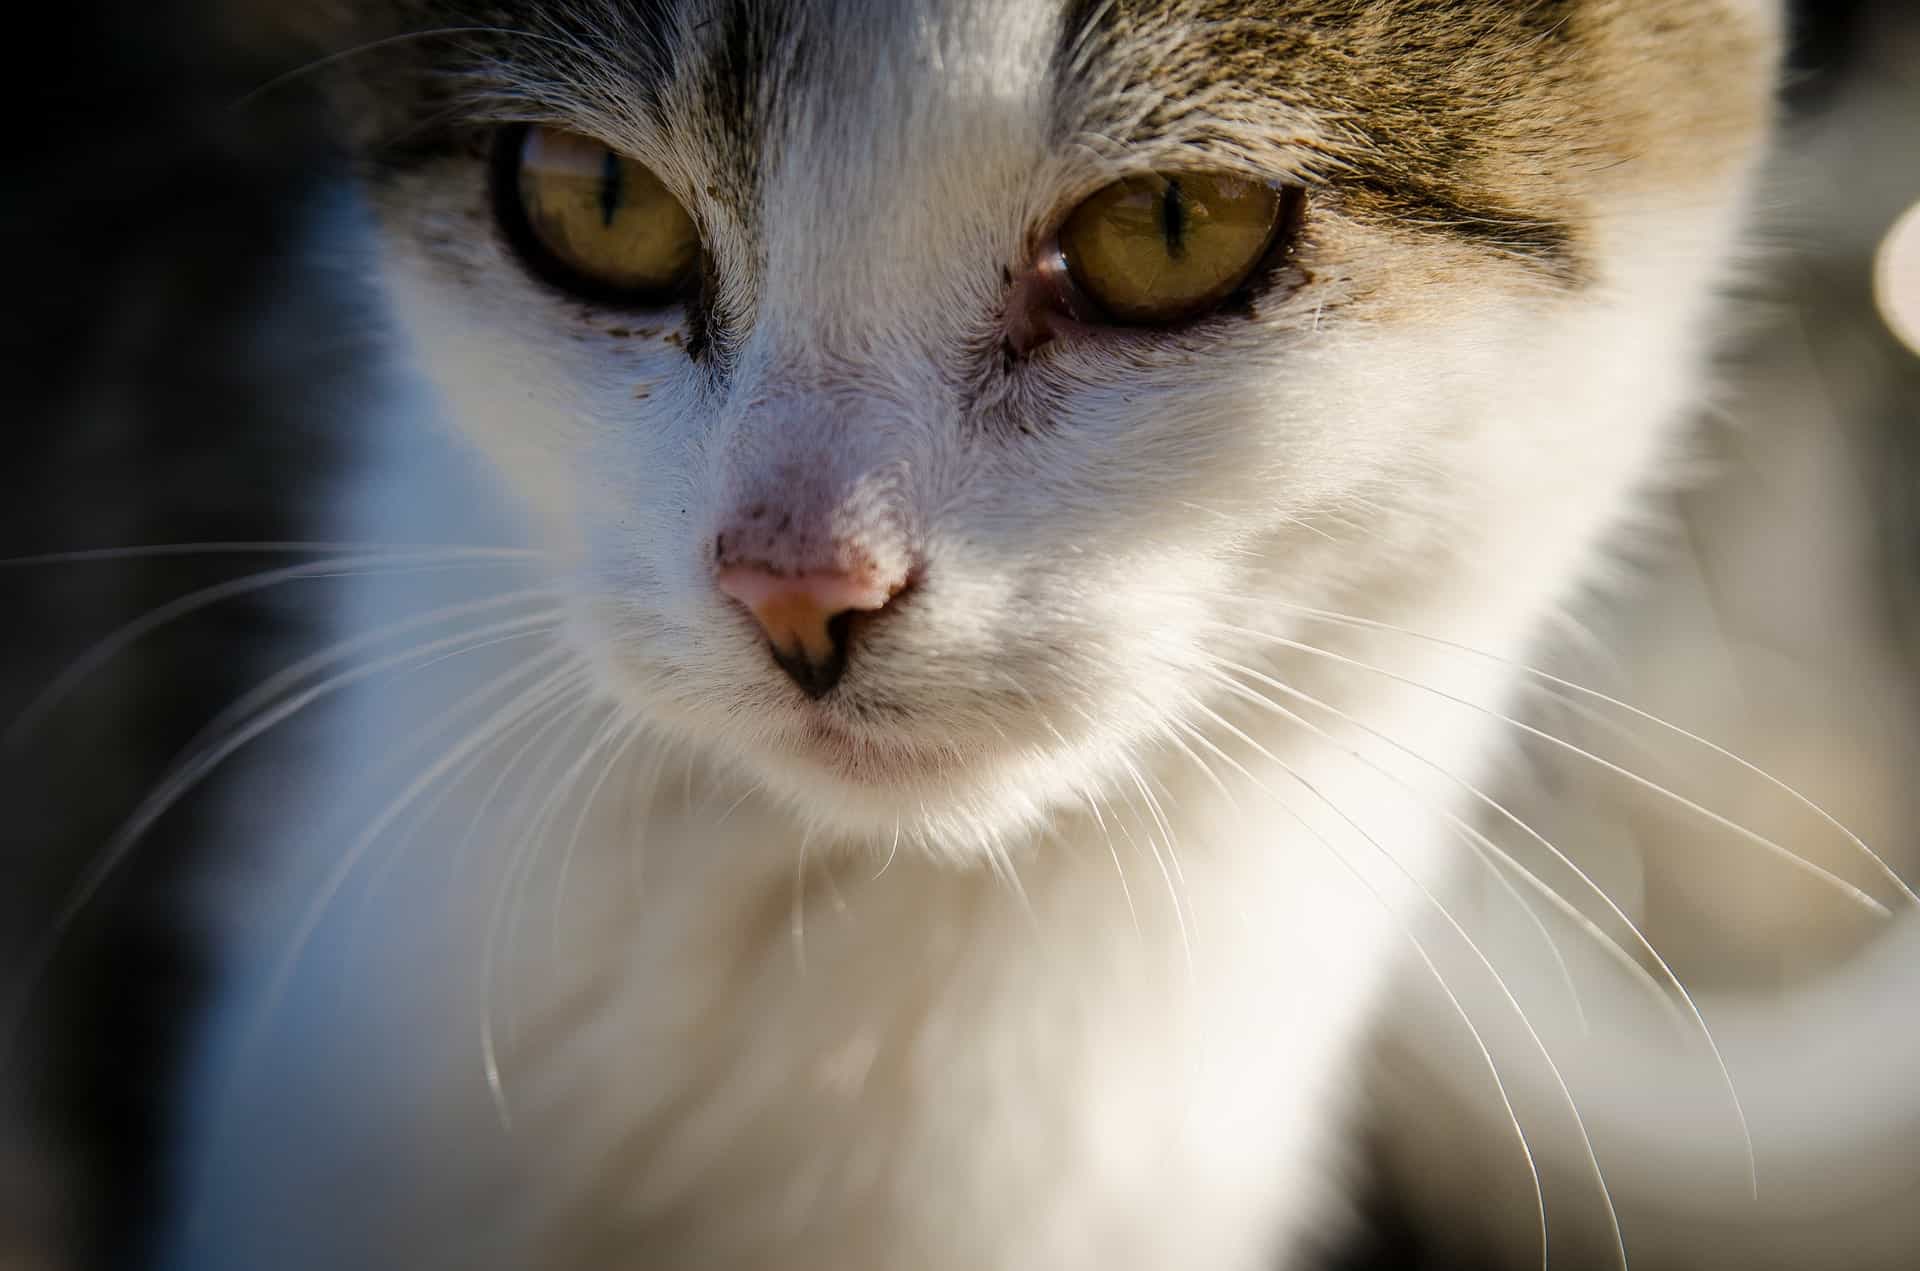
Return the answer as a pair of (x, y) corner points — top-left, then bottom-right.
(721, 726), (1069, 846)
(789, 716), (976, 784)
(602, 688), (1100, 849)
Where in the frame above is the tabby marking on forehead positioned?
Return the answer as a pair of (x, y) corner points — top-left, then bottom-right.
(346, 1), (1575, 277)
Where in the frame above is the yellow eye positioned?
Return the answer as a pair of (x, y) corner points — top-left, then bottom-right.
(1058, 173), (1287, 324)
(498, 124), (700, 301)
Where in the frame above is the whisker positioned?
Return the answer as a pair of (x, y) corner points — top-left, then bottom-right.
(1117, 754), (1196, 968)
(549, 717), (644, 965)
(1170, 692), (1625, 1270)
(870, 817), (903, 881)
(1267, 604), (1916, 908)
(481, 692), (611, 1130)
(1198, 658), (1673, 1000)
(446, 674), (587, 882)
(1131, 758), (1193, 896)
(251, 664), (592, 1143)
(1081, 787), (1142, 937)
(232, 26), (588, 110)
(497, 703), (628, 1030)
(1157, 712), (1553, 1271)
(1195, 658), (1760, 1192)
(177, 659), (584, 1246)
(1103, 771), (1188, 959)
(711, 783), (758, 828)
(1198, 652), (1766, 1198)
(989, 826), (1035, 920)
(5, 552), (547, 749)
(174, 587), (562, 772)
(1153, 712), (1242, 812)
(1191, 662), (1599, 1034)
(1204, 618), (1894, 916)
(1, 613), (563, 1068)
(623, 744), (678, 901)
(0, 541), (539, 570)
(341, 644), (582, 976)
(793, 823), (818, 974)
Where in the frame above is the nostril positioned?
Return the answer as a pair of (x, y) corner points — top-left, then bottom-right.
(716, 565), (907, 699)
(770, 610), (857, 700)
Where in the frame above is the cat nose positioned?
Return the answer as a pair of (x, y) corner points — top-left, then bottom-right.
(716, 565), (906, 699)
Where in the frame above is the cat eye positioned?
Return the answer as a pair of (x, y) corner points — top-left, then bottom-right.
(494, 125), (701, 303)
(1058, 173), (1291, 325)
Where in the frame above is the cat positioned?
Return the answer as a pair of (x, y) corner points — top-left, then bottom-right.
(149, 1), (1813, 1268)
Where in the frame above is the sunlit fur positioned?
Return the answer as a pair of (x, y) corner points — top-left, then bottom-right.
(166, 2), (1792, 1268)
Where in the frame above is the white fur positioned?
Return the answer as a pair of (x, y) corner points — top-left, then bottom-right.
(167, 2), (1789, 1267)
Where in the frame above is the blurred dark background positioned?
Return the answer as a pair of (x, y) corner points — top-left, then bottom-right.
(3, 6), (360, 1267)
(1, 2), (1913, 1268)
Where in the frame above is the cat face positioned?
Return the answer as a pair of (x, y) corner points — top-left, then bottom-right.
(339, 0), (1778, 844)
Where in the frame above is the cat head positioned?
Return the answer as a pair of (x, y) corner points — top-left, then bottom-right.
(318, 0), (1779, 846)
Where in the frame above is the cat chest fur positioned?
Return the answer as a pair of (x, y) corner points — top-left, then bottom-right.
(451, 746), (1418, 1271)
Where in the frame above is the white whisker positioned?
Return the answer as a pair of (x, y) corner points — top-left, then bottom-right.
(1271, 605), (1916, 907)
(1077, 785), (1141, 938)
(1194, 660), (1598, 1032)
(5, 553), (548, 749)
(1170, 690), (1623, 1269)
(1, 613), (564, 1067)
(550, 720), (644, 966)
(0, 541), (539, 570)
(232, 662), (591, 1157)
(342, 644), (582, 976)
(1118, 754), (1196, 968)
(232, 26), (589, 110)
(1205, 618), (1894, 917)
(870, 817), (903, 881)
(481, 693), (612, 1129)
(1195, 656), (1760, 1192)
(793, 823), (818, 974)
(1158, 712), (1553, 1270)
(178, 588), (562, 769)
(498, 703), (627, 1019)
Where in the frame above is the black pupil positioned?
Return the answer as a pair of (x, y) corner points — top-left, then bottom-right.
(1160, 178), (1187, 259)
(599, 148), (623, 229)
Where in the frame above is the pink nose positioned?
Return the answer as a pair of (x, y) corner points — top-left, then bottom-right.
(717, 565), (906, 698)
